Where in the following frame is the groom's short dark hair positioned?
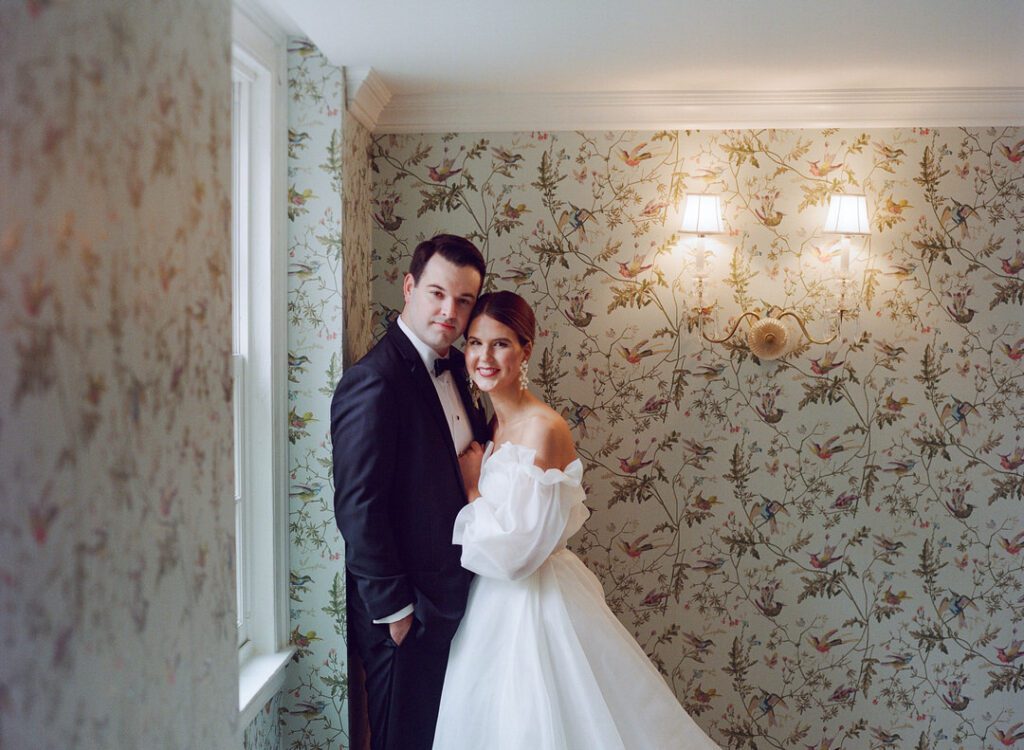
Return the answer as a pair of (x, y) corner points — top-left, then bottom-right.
(409, 234), (486, 287)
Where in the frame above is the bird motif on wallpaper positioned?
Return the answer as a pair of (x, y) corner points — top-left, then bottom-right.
(562, 293), (594, 328)
(289, 482), (323, 504)
(288, 186), (314, 213)
(287, 128), (310, 158)
(940, 397), (975, 435)
(680, 632), (716, 661)
(641, 395), (671, 414)
(490, 146), (523, 166)
(939, 592), (977, 628)
(754, 189), (785, 227)
(618, 339), (660, 364)
(998, 531), (1024, 555)
(754, 389), (785, 423)
(996, 638), (1023, 664)
(289, 572), (313, 601)
(617, 253), (654, 278)
(680, 438), (716, 464)
(883, 458), (917, 476)
(883, 394), (911, 413)
(288, 353), (311, 382)
(640, 199), (669, 218)
(617, 533), (666, 558)
(755, 580), (784, 617)
(882, 588), (910, 608)
(810, 436), (845, 460)
(694, 166), (725, 187)
(695, 363), (727, 381)
(807, 628), (845, 654)
(870, 727), (902, 747)
(427, 157), (462, 183)
(1000, 250), (1024, 275)
(642, 589), (669, 607)
(290, 627), (322, 649)
(874, 341), (907, 360)
(883, 262), (918, 281)
(748, 496), (787, 533)
(1000, 338), (1024, 362)
(748, 692), (787, 726)
(373, 198), (404, 232)
(940, 680), (970, 711)
(561, 400), (597, 438)
(884, 196), (912, 215)
(828, 685), (857, 703)
(690, 557), (726, 574)
(879, 651), (914, 670)
(691, 685), (720, 704)
(873, 141), (906, 171)
(618, 141), (653, 167)
(500, 266), (533, 286)
(501, 201), (529, 220)
(940, 199), (978, 239)
(872, 534), (906, 557)
(999, 138), (1024, 163)
(993, 722), (1024, 746)
(617, 438), (656, 474)
(810, 351), (845, 375)
(289, 407), (317, 431)
(286, 701), (327, 720)
(288, 261), (322, 282)
(808, 152), (842, 178)
(946, 288), (976, 324)
(832, 491), (859, 511)
(690, 492), (721, 511)
(557, 204), (595, 242)
(944, 488), (975, 519)
(809, 544), (843, 569)
(812, 243), (842, 264)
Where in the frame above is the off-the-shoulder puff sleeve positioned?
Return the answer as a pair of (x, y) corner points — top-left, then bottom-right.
(453, 443), (589, 581)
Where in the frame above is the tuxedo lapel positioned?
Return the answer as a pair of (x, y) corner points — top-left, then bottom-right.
(384, 324), (462, 468)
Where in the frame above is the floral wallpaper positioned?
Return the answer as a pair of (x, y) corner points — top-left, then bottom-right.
(372, 127), (1024, 749)
(244, 693), (284, 750)
(276, 39), (373, 750)
(0, 0), (235, 748)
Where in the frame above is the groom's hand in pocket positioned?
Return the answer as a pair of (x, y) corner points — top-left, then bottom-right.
(389, 613), (414, 646)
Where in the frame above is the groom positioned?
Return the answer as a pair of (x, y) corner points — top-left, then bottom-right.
(331, 234), (488, 750)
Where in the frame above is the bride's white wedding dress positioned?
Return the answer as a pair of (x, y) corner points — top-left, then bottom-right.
(432, 442), (721, 750)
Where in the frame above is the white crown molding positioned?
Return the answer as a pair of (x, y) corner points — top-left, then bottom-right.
(374, 87), (1024, 133)
(346, 67), (392, 131)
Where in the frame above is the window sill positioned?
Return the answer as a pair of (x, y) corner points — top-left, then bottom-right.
(238, 646), (295, 729)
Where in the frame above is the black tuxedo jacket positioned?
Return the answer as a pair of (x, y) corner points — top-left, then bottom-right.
(331, 323), (487, 647)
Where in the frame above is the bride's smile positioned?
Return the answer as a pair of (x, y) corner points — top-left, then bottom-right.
(464, 315), (532, 394)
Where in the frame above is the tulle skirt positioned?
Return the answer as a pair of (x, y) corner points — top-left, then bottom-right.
(432, 549), (721, 749)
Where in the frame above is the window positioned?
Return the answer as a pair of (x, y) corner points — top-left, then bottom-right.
(231, 2), (293, 727)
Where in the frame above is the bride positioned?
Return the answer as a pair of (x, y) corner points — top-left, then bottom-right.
(432, 291), (721, 749)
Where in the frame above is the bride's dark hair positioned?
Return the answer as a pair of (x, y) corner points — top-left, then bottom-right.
(468, 291), (536, 346)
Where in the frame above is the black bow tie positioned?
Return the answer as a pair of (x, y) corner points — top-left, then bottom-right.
(433, 357), (454, 377)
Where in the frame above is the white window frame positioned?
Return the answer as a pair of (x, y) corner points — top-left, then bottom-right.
(232, 0), (294, 730)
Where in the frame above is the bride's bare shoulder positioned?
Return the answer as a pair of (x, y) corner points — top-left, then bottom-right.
(519, 408), (576, 471)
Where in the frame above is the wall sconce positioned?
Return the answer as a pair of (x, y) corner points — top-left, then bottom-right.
(685, 193), (870, 360)
(823, 193), (870, 323)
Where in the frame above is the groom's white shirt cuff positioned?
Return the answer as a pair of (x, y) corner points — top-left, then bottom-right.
(373, 603), (414, 624)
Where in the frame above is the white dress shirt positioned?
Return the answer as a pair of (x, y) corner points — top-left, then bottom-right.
(374, 317), (473, 625)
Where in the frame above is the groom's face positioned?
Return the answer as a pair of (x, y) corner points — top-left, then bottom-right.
(401, 254), (482, 356)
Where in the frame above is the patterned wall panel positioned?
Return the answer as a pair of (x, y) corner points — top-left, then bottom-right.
(279, 39), (376, 750)
(0, 1), (235, 747)
(371, 128), (1024, 749)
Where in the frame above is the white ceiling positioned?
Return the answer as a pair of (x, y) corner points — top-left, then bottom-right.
(252, 0), (1024, 131)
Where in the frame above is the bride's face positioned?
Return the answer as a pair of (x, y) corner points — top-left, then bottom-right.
(464, 314), (531, 393)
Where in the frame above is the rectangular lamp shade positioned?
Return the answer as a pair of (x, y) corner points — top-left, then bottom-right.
(824, 194), (870, 235)
(680, 194), (724, 235)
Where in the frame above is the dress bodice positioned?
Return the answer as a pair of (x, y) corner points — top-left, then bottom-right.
(452, 442), (590, 581)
